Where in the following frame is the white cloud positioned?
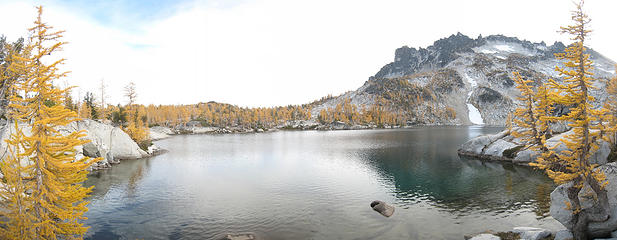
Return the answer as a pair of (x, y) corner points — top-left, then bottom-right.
(0, 0), (615, 107)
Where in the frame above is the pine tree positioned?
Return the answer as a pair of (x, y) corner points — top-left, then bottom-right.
(0, 6), (100, 239)
(83, 91), (98, 119)
(528, 2), (613, 239)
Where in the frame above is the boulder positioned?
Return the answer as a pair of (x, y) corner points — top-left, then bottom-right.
(462, 128), (612, 165)
(459, 130), (509, 154)
(469, 233), (501, 240)
(370, 200), (395, 217)
(513, 149), (539, 164)
(554, 230), (573, 240)
(65, 120), (148, 160)
(512, 227), (550, 240)
(550, 162), (617, 237)
(331, 121), (349, 130)
(484, 139), (518, 157)
(82, 142), (101, 158)
(590, 140), (611, 166)
(147, 144), (160, 155)
(543, 129), (611, 165)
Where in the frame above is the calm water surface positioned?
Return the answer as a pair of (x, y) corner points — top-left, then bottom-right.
(84, 127), (563, 240)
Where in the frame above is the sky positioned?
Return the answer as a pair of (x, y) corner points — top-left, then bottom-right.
(0, 0), (615, 107)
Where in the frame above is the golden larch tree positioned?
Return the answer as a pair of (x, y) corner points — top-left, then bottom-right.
(0, 6), (99, 239)
(528, 2), (613, 239)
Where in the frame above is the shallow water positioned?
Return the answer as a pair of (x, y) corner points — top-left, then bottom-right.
(83, 127), (563, 240)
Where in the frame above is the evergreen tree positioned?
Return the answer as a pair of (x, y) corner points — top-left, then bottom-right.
(84, 91), (98, 119)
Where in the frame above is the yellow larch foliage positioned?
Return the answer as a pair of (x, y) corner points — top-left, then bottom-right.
(511, 72), (543, 146)
(0, 6), (100, 239)
(606, 65), (617, 143)
(525, 2), (613, 238)
(510, 72), (552, 153)
(530, 2), (611, 186)
(123, 104), (150, 146)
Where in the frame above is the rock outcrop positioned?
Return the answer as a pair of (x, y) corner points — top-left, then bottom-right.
(0, 119), (151, 171)
(149, 126), (173, 140)
(458, 128), (612, 166)
(550, 163), (617, 238)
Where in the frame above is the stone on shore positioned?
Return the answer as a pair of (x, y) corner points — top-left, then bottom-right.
(512, 227), (550, 240)
(150, 126), (173, 140)
(484, 139), (518, 157)
(469, 233), (501, 240)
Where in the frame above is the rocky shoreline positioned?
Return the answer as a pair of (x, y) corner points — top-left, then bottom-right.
(459, 128), (617, 239)
(0, 119), (159, 172)
(457, 128), (612, 166)
(148, 119), (463, 141)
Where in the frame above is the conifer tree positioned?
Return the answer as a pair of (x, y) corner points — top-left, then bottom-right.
(0, 6), (100, 239)
(606, 65), (617, 144)
(511, 72), (544, 147)
(527, 2), (613, 238)
(122, 82), (149, 148)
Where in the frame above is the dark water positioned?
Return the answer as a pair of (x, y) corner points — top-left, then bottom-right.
(83, 127), (562, 240)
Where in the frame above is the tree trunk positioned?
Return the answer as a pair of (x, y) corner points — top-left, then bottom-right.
(568, 175), (610, 240)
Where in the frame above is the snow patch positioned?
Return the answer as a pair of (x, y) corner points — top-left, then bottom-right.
(463, 72), (484, 125)
(494, 45), (514, 52)
(593, 63), (616, 75)
(467, 103), (485, 125)
(472, 41), (537, 58)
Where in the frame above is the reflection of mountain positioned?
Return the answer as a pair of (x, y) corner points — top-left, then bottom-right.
(357, 127), (553, 218)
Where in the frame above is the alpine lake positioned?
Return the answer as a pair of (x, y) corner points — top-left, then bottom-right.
(83, 126), (563, 239)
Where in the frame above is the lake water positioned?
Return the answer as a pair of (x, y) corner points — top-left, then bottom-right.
(83, 127), (563, 240)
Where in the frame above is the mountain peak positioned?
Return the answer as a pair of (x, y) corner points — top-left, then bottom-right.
(372, 33), (572, 79)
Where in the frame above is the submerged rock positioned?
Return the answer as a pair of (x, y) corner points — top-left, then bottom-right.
(370, 200), (395, 217)
(220, 233), (258, 240)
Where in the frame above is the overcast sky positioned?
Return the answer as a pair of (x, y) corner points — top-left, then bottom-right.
(0, 0), (615, 107)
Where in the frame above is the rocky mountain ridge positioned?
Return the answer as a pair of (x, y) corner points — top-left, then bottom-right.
(311, 33), (616, 126)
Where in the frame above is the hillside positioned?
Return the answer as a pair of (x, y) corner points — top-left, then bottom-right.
(310, 33), (616, 126)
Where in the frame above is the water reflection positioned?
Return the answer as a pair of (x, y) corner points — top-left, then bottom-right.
(83, 127), (562, 240)
(353, 128), (554, 219)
